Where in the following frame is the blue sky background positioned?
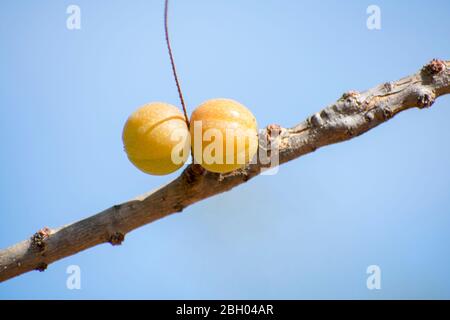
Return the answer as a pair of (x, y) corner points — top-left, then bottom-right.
(1, 0), (450, 299)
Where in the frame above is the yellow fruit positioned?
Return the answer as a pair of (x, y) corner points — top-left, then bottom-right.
(122, 102), (190, 175)
(190, 98), (258, 173)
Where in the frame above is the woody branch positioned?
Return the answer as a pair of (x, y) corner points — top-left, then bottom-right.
(0, 59), (449, 283)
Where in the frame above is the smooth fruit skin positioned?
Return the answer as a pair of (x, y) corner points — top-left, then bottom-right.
(190, 98), (258, 173)
(122, 102), (190, 175)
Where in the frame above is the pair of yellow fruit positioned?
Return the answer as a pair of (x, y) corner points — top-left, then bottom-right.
(122, 98), (258, 175)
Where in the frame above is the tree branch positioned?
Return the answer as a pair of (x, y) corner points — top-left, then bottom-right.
(1, 59), (449, 283)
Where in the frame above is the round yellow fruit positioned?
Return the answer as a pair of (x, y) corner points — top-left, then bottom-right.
(190, 98), (258, 173)
(122, 102), (190, 175)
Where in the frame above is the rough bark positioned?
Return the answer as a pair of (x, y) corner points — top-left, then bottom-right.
(1, 59), (449, 283)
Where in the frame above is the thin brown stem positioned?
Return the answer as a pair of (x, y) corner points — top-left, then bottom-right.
(164, 0), (190, 128)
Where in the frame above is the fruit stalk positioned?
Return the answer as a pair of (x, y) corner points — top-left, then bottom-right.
(164, 0), (190, 128)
